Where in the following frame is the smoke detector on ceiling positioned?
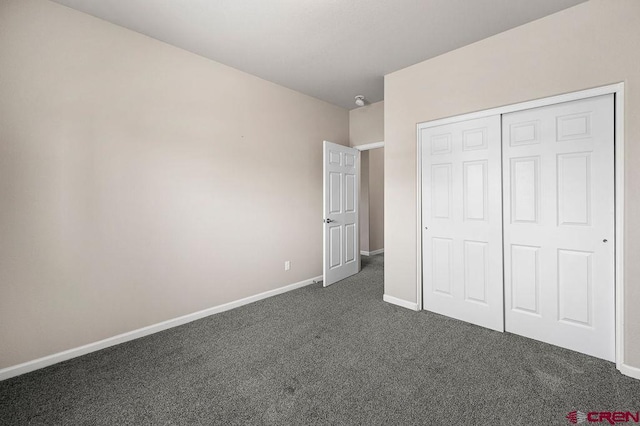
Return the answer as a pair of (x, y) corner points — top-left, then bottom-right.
(355, 95), (366, 107)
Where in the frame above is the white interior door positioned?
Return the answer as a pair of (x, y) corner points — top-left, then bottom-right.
(323, 141), (360, 286)
(420, 116), (503, 332)
(502, 94), (615, 361)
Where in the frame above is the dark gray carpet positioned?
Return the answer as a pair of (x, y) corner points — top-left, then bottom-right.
(1, 254), (639, 425)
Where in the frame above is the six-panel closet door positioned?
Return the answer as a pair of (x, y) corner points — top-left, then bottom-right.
(502, 94), (615, 361)
(420, 94), (616, 361)
(420, 116), (504, 332)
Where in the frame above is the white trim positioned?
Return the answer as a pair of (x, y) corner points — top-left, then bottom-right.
(417, 83), (623, 130)
(0, 275), (322, 382)
(323, 141), (328, 286)
(416, 127), (423, 311)
(360, 248), (384, 256)
(620, 363), (640, 380)
(416, 83), (627, 373)
(614, 88), (625, 371)
(357, 150), (362, 273)
(353, 141), (384, 151)
(383, 294), (419, 311)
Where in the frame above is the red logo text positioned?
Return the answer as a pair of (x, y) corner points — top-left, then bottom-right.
(567, 411), (640, 425)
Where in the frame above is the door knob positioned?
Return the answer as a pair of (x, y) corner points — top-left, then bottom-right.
(603, 239), (608, 243)
(324, 219), (334, 223)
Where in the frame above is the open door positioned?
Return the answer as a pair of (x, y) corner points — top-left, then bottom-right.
(323, 141), (360, 286)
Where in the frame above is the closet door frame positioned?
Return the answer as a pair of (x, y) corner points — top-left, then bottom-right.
(416, 83), (627, 373)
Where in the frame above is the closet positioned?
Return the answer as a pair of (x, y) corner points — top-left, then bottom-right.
(419, 94), (615, 361)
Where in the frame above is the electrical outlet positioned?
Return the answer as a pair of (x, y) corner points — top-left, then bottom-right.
(284, 261), (291, 271)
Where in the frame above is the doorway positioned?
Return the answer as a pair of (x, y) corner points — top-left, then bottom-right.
(359, 146), (384, 258)
(322, 140), (385, 287)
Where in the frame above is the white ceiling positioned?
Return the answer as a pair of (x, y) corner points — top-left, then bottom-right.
(51, 0), (587, 109)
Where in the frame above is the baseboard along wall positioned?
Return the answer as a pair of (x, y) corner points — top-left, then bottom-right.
(5, 273), (638, 382)
(360, 248), (384, 256)
(0, 275), (323, 381)
(383, 294), (419, 311)
(620, 363), (640, 380)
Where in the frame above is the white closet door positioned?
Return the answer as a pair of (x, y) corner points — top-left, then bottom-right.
(420, 116), (503, 332)
(502, 94), (615, 361)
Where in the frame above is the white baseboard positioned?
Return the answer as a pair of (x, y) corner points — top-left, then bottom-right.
(0, 275), (322, 382)
(620, 363), (640, 380)
(360, 248), (384, 256)
(383, 294), (419, 311)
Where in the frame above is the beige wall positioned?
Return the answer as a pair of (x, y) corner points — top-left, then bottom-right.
(349, 101), (384, 253)
(368, 148), (384, 252)
(359, 151), (371, 252)
(0, 0), (348, 369)
(349, 101), (384, 146)
(385, 0), (640, 367)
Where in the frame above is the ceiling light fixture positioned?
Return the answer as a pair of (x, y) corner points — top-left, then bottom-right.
(355, 95), (366, 107)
